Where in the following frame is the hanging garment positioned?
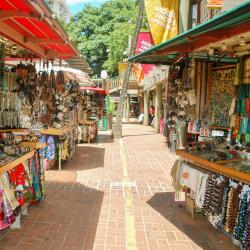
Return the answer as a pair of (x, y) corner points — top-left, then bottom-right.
(195, 173), (209, 209)
(0, 188), (10, 230)
(29, 157), (42, 201)
(170, 160), (183, 191)
(0, 174), (19, 211)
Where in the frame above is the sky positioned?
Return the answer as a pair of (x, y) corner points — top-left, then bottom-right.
(66, 0), (108, 15)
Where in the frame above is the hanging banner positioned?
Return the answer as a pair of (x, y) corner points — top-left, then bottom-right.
(207, 0), (222, 8)
(118, 62), (128, 77)
(144, 0), (179, 45)
(133, 32), (155, 81)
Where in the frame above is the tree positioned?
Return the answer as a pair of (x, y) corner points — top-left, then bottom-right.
(66, 0), (139, 77)
(103, 23), (135, 74)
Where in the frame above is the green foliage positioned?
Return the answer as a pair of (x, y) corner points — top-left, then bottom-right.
(66, 0), (145, 77)
(103, 23), (134, 74)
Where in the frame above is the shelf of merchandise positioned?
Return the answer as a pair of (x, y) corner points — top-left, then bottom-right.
(0, 129), (30, 134)
(79, 120), (96, 126)
(176, 149), (250, 185)
(0, 150), (35, 174)
(19, 142), (47, 149)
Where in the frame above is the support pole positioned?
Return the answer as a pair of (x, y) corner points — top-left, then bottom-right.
(143, 91), (149, 126)
(155, 84), (163, 133)
(125, 94), (130, 122)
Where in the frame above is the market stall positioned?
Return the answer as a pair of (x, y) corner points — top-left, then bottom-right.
(0, 0), (84, 230)
(78, 86), (107, 143)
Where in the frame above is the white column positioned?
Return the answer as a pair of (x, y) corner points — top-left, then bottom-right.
(155, 84), (163, 133)
(143, 91), (149, 126)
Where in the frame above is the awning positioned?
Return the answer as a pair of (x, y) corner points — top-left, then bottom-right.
(79, 86), (107, 96)
(128, 1), (250, 64)
(0, 0), (78, 59)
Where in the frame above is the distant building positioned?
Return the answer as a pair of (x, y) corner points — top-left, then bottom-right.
(45, 0), (71, 23)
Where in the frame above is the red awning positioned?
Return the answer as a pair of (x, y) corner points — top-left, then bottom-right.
(0, 0), (78, 59)
(80, 86), (107, 96)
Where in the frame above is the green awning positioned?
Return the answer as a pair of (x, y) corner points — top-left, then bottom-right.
(128, 1), (250, 64)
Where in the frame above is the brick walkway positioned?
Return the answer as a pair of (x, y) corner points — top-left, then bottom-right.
(0, 124), (239, 250)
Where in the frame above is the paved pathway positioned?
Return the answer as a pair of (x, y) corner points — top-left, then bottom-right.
(0, 124), (239, 250)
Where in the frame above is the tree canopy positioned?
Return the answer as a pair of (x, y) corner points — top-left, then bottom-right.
(66, 0), (141, 77)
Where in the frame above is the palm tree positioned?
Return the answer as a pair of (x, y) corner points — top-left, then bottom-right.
(113, 0), (145, 138)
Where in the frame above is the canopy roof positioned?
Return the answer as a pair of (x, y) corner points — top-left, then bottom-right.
(0, 0), (78, 59)
(128, 1), (250, 64)
(80, 86), (107, 96)
(53, 66), (93, 85)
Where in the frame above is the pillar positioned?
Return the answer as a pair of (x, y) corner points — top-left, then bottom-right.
(155, 84), (163, 133)
(143, 91), (149, 126)
(125, 94), (130, 122)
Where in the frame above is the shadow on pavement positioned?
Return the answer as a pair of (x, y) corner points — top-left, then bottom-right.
(147, 192), (239, 250)
(63, 146), (106, 170)
(0, 181), (104, 250)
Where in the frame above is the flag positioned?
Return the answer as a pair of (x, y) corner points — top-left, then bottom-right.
(145, 0), (179, 45)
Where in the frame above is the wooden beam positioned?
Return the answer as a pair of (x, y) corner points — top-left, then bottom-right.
(0, 22), (47, 57)
(0, 10), (40, 21)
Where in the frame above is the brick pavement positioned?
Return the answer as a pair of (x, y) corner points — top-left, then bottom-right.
(0, 124), (239, 250)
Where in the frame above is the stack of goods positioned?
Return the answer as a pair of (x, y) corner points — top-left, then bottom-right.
(78, 122), (97, 143)
(171, 160), (250, 249)
(0, 132), (30, 166)
(164, 60), (196, 149)
(0, 151), (45, 230)
(0, 63), (79, 130)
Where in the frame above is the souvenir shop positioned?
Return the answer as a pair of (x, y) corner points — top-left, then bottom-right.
(168, 55), (250, 249)
(129, 3), (250, 249)
(78, 86), (108, 143)
(165, 18), (250, 250)
(0, 0), (83, 230)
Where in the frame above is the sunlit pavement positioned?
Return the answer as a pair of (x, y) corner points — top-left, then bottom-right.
(0, 124), (239, 250)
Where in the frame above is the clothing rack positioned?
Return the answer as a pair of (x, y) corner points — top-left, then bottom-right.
(176, 149), (250, 185)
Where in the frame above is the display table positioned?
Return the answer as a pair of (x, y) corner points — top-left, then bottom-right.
(176, 149), (250, 185)
(0, 150), (35, 174)
(40, 125), (77, 170)
(19, 142), (47, 149)
(40, 126), (76, 136)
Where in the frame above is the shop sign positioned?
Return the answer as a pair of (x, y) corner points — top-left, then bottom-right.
(207, 0), (222, 8)
(144, 0), (179, 45)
